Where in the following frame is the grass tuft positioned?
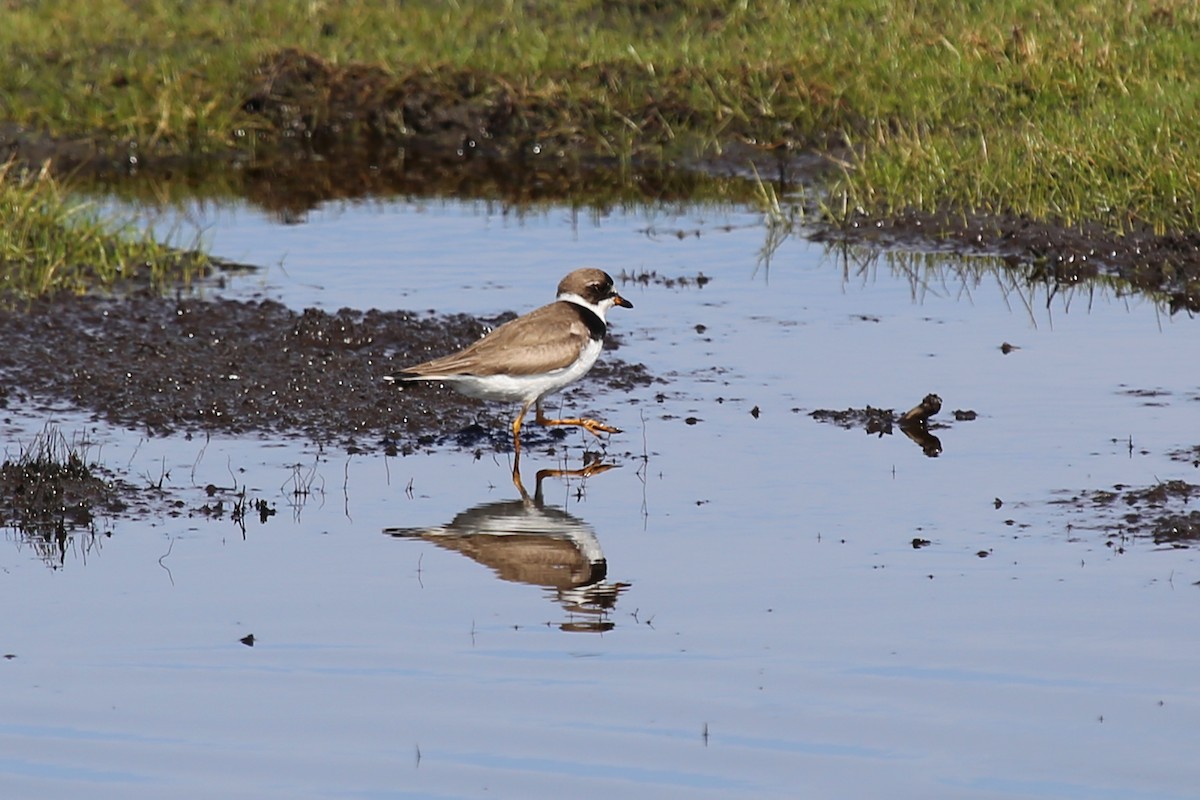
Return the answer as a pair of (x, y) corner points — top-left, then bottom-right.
(0, 426), (121, 566)
(0, 160), (207, 300)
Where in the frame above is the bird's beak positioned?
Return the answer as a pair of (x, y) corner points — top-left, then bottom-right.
(613, 293), (633, 309)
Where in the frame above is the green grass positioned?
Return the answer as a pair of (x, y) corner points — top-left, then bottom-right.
(2, 0), (1199, 233)
(0, 160), (206, 299)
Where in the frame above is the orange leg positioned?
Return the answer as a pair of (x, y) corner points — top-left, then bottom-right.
(534, 401), (621, 437)
(511, 400), (536, 457)
(512, 455), (618, 499)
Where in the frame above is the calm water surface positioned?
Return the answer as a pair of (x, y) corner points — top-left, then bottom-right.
(1, 195), (1197, 799)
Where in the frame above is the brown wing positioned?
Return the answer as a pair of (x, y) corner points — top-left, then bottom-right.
(400, 301), (595, 377)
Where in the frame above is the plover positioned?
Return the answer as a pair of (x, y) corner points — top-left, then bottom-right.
(388, 268), (633, 454)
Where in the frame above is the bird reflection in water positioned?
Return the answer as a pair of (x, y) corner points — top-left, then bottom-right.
(383, 456), (628, 633)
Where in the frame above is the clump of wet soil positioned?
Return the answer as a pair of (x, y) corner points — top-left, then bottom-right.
(1053, 479), (1200, 548)
(806, 394), (966, 457)
(0, 423), (289, 566)
(0, 291), (654, 454)
(0, 438), (120, 527)
(0, 429), (129, 566)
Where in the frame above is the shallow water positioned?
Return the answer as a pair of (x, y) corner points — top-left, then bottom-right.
(2, 196), (1198, 799)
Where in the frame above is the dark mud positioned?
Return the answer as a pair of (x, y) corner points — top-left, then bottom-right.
(239, 48), (834, 189)
(0, 427), (285, 565)
(0, 431), (128, 566)
(812, 210), (1200, 316)
(1051, 479), (1200, 548)
(0, 289), (654, 455)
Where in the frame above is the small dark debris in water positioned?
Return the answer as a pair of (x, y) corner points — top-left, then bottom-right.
(853, 314), (881, 323)
(911, 537), (931, 549)
(685, 416), (700, 425)
(3, 653), (16, 660)
(1119, 387), (1171, 408)
(619, 269), (712, 289)
(1000, 342), (1020, 354)
(1165, 443), (1200, 466)
(240, 634), (256, 647)
(1120, 386), (1171, 399)
(694, 323), (707, 334)
(255, 499), (277, 524)
(953, 410), (978, 421)
(695, 499), (709, 506)
(976, 550), (991, 558)
(994, 497), (1003, 509)
(750, 405), (760, 419)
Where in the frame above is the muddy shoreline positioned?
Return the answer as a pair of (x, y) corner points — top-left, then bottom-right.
(0, 286), (654, 455)
(0, 279), (658, 546)
(4, 47), (1200, 313)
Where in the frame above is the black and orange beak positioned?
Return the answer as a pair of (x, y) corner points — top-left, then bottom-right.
(612, 293), (633, 309)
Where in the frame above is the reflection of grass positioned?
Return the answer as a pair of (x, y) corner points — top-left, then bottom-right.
(0, 427), (116, 567)
(824, 244), (1173, 321)
(3, 2), (1199, 233)
(0, 161), (207, 299)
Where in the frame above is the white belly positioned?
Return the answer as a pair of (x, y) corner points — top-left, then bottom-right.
(441, 338), (603, 404)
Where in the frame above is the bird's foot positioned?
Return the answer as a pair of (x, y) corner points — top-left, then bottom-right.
(580, 418), (622, 437)
(536, 415), (621, 438)
(575, 461), (618, 478)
